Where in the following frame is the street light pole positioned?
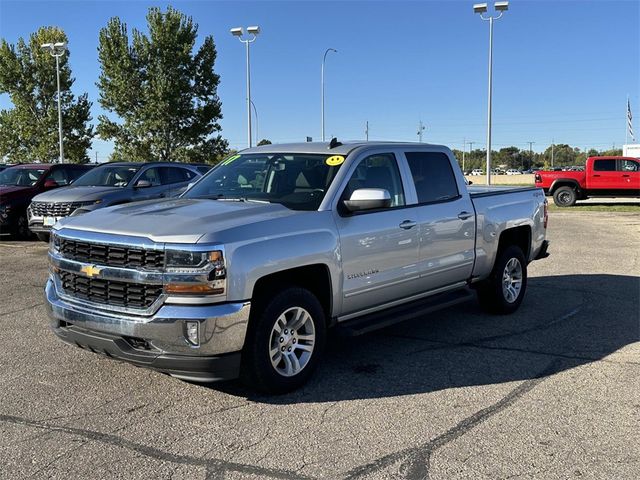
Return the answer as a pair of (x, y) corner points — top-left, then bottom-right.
(231, 26), (260, 148)
(41, 42), (66, 163)
(250, 100), (258, 145)
(474, 2), (509, 185)
(321, 48), (337, 142)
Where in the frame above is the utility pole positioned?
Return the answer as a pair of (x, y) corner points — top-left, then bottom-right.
(527, 141), (534, 170)
(417, 120), (426, 143)
(365, 120), (369, 141)
(462, 138), (466, 172)
(95, 151), (98, 164)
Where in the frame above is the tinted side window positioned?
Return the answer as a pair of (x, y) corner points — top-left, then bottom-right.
(45, 168), (69, 185)
(619, 159), (639, 172)
(160, 167), (189, 185)
(593, 160), (616, 171)
(343, 153), (405, 207)
(138, 167), (162, 186)
(405, 152), (459, 203)
(67, 166), (91, 181)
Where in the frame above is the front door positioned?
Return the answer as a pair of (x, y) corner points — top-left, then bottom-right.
(334, 152), (420, 316)
(589, 158), (619, 190)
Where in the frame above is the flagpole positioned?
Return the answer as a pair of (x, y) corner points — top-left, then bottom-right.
(626, 95), (629, 146)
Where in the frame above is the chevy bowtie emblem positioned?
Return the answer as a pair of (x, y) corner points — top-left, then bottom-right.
(80, 265), (102, 278)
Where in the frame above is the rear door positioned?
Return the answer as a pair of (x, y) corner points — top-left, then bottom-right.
(333, 151), (420, 316)
(402, 150), (476, 292)
(617, 158), (640, 194)
(159, 166), (198, 197)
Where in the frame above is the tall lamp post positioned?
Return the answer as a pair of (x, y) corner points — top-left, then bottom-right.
(41, 42), (66, 163)
(250, 100), (258, 145)
(231, 26), (260, 148)
(321, 48), (337, 142)
(473, 1), (509, 185)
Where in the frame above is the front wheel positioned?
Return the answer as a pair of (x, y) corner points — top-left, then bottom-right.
(241, 287), (326, 394)
(476, 245), (528, 314)
(36, 232), (50, 243)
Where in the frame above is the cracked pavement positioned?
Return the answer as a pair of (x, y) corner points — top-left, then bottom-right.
(0, 211), (638, 479)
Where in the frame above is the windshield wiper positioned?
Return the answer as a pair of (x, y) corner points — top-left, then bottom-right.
(196, 194), (269, 203)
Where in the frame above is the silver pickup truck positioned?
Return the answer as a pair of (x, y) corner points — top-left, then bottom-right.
(45, 141), (549, 393)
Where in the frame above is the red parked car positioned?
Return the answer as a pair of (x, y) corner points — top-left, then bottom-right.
(534, 156), (640, 206)
(0, 163), (93, 238)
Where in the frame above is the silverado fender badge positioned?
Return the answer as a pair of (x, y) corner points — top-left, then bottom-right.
(80, 265), (102, 278)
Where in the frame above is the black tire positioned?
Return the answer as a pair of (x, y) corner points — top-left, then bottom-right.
(241, 286), (326, 394)
(476, 245), (528, 315)
(36, 232), (50, 242)
(11, 213), (31, 239)
(552, 186), (577, 207)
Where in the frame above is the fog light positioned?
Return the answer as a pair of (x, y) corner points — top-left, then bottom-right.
(185, 321), (199, 346)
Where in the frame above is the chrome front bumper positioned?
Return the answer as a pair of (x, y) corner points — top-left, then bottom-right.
(45, 278), (251, 381)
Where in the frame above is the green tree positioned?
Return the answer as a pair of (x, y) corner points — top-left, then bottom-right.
(97, 6), (227, 163)
(0, 27), (93, 163)
(257, 139), (272, 146)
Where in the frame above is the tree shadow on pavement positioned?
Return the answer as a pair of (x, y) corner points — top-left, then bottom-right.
(215, 274), (639, 403)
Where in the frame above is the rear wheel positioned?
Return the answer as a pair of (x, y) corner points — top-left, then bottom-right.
(553, 186), (577, 207)
(477, 245), (528, 314)
(241, 286), (326, 394)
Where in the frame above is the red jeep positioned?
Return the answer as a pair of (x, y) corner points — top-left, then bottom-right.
(534, 156), (640, 207)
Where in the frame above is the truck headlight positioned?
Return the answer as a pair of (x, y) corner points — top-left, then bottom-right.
(165, 249), (226, 296)
(49, 231), (60, 253)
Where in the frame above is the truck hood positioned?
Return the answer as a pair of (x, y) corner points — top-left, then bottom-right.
(56, 198), (302, 243)
(33, 186), (122, 203)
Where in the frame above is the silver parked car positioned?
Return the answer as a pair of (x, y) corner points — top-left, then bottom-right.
(29, 162), (202, 241)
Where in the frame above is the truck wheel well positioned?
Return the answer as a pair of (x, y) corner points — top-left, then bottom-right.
(549, 180), (579, 195)
(498, 226), (531, 261)
(251, 265), (333, 323)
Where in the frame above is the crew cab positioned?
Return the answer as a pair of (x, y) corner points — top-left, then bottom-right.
(0, 163), (93, 238)
(29, 162), (202, 241)
(535, 156), (640, 206)
(45, 141), (549, 393)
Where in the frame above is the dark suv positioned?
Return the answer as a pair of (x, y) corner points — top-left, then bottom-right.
(29, 162), (202, 241)
(0, 163), (93, 238)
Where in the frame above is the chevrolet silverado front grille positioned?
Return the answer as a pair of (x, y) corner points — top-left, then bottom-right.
(59, 271), (162, 309)
(58, 238), (165, 269)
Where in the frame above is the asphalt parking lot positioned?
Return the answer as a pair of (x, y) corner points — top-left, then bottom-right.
(0, 211), (638, 480)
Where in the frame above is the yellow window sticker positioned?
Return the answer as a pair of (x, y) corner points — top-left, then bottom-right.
(326, 155), (345, 166)
(222, 154), (241, 165)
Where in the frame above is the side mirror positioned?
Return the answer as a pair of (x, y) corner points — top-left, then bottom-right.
(343, 188), (391, 212)
(44, 179), (59, 189)
(134, 179), (152, 188)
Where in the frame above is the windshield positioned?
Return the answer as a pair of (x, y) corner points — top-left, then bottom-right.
(185, 153), (345, 211)
(0, 167), (47, 187)
(73, 165), (141, 187)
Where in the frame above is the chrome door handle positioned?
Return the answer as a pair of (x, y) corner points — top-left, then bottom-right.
(399, 220), (417, 230)
(458, 211), (473, 220)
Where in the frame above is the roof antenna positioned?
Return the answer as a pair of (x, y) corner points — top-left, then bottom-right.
(328, 137), (342, 149)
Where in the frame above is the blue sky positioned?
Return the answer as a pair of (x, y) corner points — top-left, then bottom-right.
(0, 0), (638, 159)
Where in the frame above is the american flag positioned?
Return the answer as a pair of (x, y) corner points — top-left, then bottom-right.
(628, 99), (635, 142)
